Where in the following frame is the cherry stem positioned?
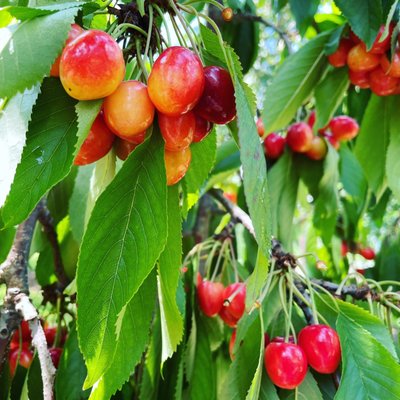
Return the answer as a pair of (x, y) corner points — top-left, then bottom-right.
(143, 5), (154, 61)
(111, 23), (148, 40)
(228, 239), (239, 283)
(278, 274), (296, 343)
(210, 240), (227, 282)
(152, 4), (171, 47)
(205, 241), (221, 280)
(98, 0), (114, 10)
(53, 296), (62, 348)
(135, 39), (149, 81)
(308, 281), (341, 313)
(182, 0), (225, 11)
(169, 14), (187, 47)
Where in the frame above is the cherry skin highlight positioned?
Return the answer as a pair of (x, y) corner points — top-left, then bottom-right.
(74, 113), (115, 165)
(159, 112), (195, 152)
(103, 80), (155, 139)
(194, 66), (236, 124)
(298, 324), (341, 374)
(286, 122), (313, 153)
(60, 30), (125, 100)
(197, 280), (224, 317)
(148, 47), (205, 116)
(164, 147), (192, 186)
(264, 133), (285, 159)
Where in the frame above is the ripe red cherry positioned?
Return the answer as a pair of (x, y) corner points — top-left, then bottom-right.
(219, 306), (239, 327)
(358, 247), (375, 260)
(341, 241), (348, 257)
(148, 47), (204, 116)
(194, 66), (236, 125)
(74, 113), (115, 165)
(348, 69), (370, 88)
(370, 24), (394, 54)
(60, 30), (125, 100)
(298, 324), (341, 374)
(256, 117), (265, 137)
(305, 136), (327, 161)
(114, 138), (139, 161)
(329, 116), (359, 141)
(380, 50), (400, 78)
(229, 330), (236, 360)
(158, 112), (195, 151)
(264, 342), (308, 389)
(323, 133), (340, 150)
(264, 133), (285, 159)
(286, 122), (313, 153)
(369, 67), (399, 96)
(164, 147), (191, 186)
(103, 80), (155, 140)
(307, 111), (316, 129)
(219, 282), (246, 326)
(347, 44), (380, 72)
(9, 348), (33, 376)
(44, 327), (57, 347)
(11, 321), (31, 347)
(193, 114), (213, 143)
(50, 24), (84, 77)
(49, 348), (63, 369)
(328, 38), (354, 68)
(197, 280), (224, 317)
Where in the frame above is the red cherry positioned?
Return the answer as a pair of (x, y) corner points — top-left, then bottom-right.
(229, 330), (236, 360)
(114, 138), (139, 161)
(60, 30), (125, 100)
(358, 247), (375, 260)
(380, 50), (400, 78)
(49, 348), (63, 369)
(164, 147), (191, 186)
(329, 116), (359, 141)
(158, 112), (195, 152)
(11, 321), (31, 346)
(307, 111), (316, 129)
(9, 348), (33, 377)
(323, 133), (340, 150)
(348, 69), (370, 88)
(74, 113), (115, 165)
(286, 122), (313, 153)
(341, 241), (348, 257)
(370, 24), (394, 54)
(347, 44), (380, 72)
(148, 47), (205, 116)
(219, 306), (239, 327)
(222, 283), (246, 319)
(298, 324), (341, 374)
(193, 114), (213, 143)
(224, 192), (237, 204)
(369, 67), (399, 96)
(349, 30), (361, 44)
(264, 333), (271, 347)
(328, 38), (354, 68)
(263, 133), (286, 159)
(197, 280), (224, 317)
(194, 66), (236, 125)
(271, 336), (295, 344)
(264, 342), (308, 389)
(44, 327), (57, 347)
(256, 117), (265, 137)
(305, 136), (327, 161)
(50, 24), (84, 77)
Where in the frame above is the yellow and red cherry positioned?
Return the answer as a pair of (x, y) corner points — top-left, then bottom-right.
(305, 136), (327, 161)
(165, 147), (192, 186)
(103, 80), (155, 140)
(329, 116), (359, 141)
(158, 111), (195, 151)
(370, 24), (394, 54)
(193, 114), (213, 143)
(348, 69), (370, 88)
(74, 113), (115, 166)
(264, 133), (285, 159)
(328, 38), (354, 68)
(286, 122), (313, 153)
(347, 44), (380, 72)
(256, 117), (265, 137)
(380, 49), (400, 78)
(369, 66), (399, 96)
(194, 66), (236, 125)
(60, 30), (125, 100)
(148, 46), (205, 116)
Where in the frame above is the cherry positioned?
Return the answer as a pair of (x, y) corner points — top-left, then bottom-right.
(349, 30), (361, 44)
(164, 147), (191, 186)
(348, 69), (370, 88)
(341, 241), (348, 257)
(307, 111), (316, 129)
(197, 280), (224, 317)
(114, 138), (139, 161)
(50, 24), (84, 77)
(103, 80), (155, 140)
(9, 348), (33, 377)
(323, 133), (340, 150)
(219, 283), (246, 326)
(60, 30), (125, 100)
(44, 327), (57, 347)
(229, 330), (236, 360)
(264, 342), (308, 389)
(263, 133), (286, 159)
(370, 24), (394, 55)
(148, 47), (204, 116)
(347, 44), (380, 72)
(271, 336), (295, 344)
(256, 117), (265, 137)
(118, 131), (147, 145)
(74, 113), (115, 166)
(194, 66), (236, 124)
(222, 7), (234, 22)
(369, 67), (399, 96)
(158, 112), (195, 151)
(305, 136), (327, 161)
(329, 116), (359, 141)
(380, 50), (400, 78)
(328, 38), (354, 68)
(264, 333), (271, 347)
(298, 324), (341, 374)
(49, 348), (63, 369)
(224, 192), (237, 204)
(358, 247), (375, 260)
(286, 122), (313, 153)
(193, 114), (213, 143)
(219, 306), (239, 327)
(11, 321), (31, 347)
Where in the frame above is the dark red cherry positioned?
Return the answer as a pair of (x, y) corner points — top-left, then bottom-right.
(193, 114), (213, 143)
(197, 280), (224, 317)
(263, 133), (285, 159)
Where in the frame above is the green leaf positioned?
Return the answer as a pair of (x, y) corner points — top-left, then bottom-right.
(0, 226), (15, 263)
(55, 325), (90, 400)
(289, 0), (319, 35)
(0, 85), (40, 208)
(335, 313), (400, 400)
(315, 67), (349, 131)
(354, 95), (391, 198)
(245, 248), (268, 310)
(88, 272), (157, 400)
(1, 78), (78, 228)
(77, 134), (167, 388)
(259, 372), (279, 400)
(262, 32), (330, 132)
(157, 185), (184, 365)
(281, 371), (323, 399)
(27, 355), (43, 400)
(386, 96), (400, 201)
(334, 0), (382, 49)
(0, 7), (80, 99)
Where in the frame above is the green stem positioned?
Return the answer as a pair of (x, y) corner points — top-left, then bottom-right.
(182, 0), (225, 11)
(53, 296), (62, 348)
(205, 241), (221, 280)
(153, 4), (171, 47)
(112, 23), (148, 40)
(169, 14), (186, 47)
(211, 240), (228, 282)
(136, 39), (148, 81)
(278, 275), (296, 343)
(144, 5), (154, 60)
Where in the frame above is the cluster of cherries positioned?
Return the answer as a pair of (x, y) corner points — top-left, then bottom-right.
(51, 25), (236, 185)
(257, 111), (359, 162)
(341, 241), (376, 260)
(8, 321), (65, 376)
(328, 24), (400, 96)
